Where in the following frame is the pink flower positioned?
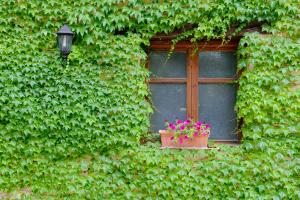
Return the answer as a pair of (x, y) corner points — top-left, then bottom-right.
(195, 125), (201, 131)
(184, 135), (189, 139)
(193, 131), (199, 137)
(179, 125), (185, 131)
(179, 138), (183, 144)
(170, 136), (174, 140)
(202, 132), (207, 136)
(184, 120), (191, 125)
(169, 123), (176, 130)
(196, 121), (203, 126)
(176, 119), (183, 124)
(205, 124), (210, 129)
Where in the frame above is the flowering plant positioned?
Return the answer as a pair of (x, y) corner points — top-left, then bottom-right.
(164, 118), (210, 144)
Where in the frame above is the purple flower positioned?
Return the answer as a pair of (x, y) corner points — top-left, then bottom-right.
(179, 138), (183, 144)
(170, 136), (174, 140)
(184, 120), (191, 125)
(193, 131), (199, 137)
(169, 123), (176, 130)
(179, 125), (185, 131)
(196, 121), (203, 126)
(176, 119), (183, 124)
(184, 135), (189, 139)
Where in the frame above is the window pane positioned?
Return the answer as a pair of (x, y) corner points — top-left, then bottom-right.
(150, 84), (186, 132)
(198, 84), (237, 140)
(150, 52), (186, 78)
(199, 51), (237, 78)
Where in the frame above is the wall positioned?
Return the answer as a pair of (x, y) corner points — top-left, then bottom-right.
(0, 1), (299, 198)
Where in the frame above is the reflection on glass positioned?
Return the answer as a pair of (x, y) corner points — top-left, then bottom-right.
(198, 84), (237, 140)
(150, 84), (186, 132)
(199, 51), (237, 78)
(150, 52), (186, 78)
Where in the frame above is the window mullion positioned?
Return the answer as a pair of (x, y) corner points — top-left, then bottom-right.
(189, 49), (199, 121)
(186, 49), (193, 119)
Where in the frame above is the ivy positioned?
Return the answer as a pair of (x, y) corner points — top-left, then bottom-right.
(1, 142), (299, 198)
(237, 33), (300, 140)
(0, 0), (299, 198)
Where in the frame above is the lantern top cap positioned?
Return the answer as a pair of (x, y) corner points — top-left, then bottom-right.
(57, 24), (74, 35)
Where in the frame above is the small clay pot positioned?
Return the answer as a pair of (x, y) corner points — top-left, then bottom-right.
(159, 130), (208, 149)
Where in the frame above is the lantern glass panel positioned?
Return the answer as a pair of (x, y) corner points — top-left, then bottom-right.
(58, 34), (73, 53)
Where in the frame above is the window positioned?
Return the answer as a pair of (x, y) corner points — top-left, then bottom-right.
(148, 40), (240, 143)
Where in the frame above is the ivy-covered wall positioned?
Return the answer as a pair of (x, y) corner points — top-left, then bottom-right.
(0, 0), (299, 198)
(237, 34), (299, 141)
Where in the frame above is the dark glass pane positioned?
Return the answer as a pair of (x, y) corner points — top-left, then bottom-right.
(58, 35), (73, 52)
(198, 84), (237, 140)
(150, 84), (186, 132)
(199, 51), (237, 78)
(150, 52), (186, 78)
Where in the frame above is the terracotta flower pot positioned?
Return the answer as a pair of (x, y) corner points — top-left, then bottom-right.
(159, 130), (208, 149)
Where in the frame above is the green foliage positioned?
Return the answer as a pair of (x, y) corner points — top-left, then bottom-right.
(0, 0), (299, 198)
(0, 31), (150, 160)
(237, 33), (300, 140)
(1, 141), (299, 199)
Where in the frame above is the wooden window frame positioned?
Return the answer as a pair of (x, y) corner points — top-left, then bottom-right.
(148, 40), (242, 144)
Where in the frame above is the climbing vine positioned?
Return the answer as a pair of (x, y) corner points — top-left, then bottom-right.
(237, 33), (299, 141)
(0, 0), (299, 198)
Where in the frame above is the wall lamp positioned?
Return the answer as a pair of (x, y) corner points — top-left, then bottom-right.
(57, 24), (74, 60)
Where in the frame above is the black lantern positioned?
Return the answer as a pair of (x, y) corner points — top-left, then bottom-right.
(56, 24), (74, 60)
